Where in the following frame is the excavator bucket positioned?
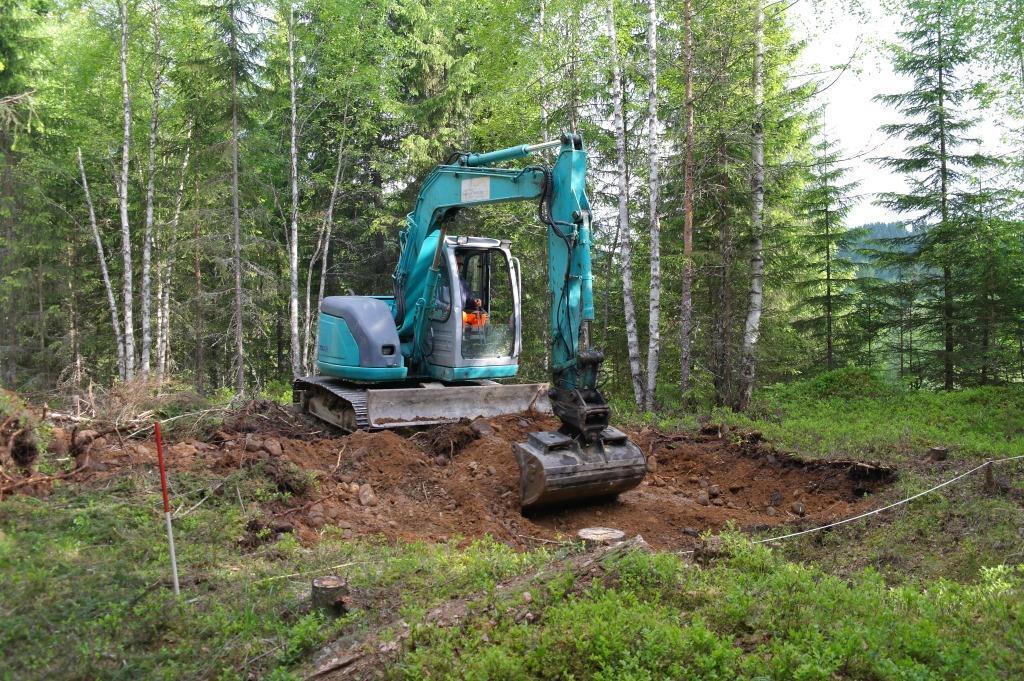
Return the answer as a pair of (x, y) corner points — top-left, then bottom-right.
(514, 427), (648, 509)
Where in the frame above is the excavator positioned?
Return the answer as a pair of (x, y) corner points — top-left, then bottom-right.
(293, 133), (647, 509)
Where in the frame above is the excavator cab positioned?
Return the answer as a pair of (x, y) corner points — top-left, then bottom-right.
(430, 238), (520, 370)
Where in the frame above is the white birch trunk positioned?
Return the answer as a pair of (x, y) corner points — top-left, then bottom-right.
(606, 0), (646, 409)
(309, 115), (352, 373)
(643, 0), (660, 411)
(287, 4), (301, 379)
(679, 0), (695, 395)
(301, 226), (324, 374)
(157, 140), (190, 376)
(539, 0), (548, 139)
(230, 15), (245, 394)
(140, 3), (163, 375)
(78, 148), (126, 380)
(738, 2), (765, 411)
(118, 0), (136, 379)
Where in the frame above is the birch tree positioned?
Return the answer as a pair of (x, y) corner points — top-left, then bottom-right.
(606, 0), (645, 408)
(140, 1), (164, 375)
(737, 0), (765, 411)
(156, 139), (191, 376)
(117, 0), (136, 379)
(303, 102), (351, 374)
(286, 3), (301, 379)
(643, 0), (661, 411)
(78, 148), (126, 379)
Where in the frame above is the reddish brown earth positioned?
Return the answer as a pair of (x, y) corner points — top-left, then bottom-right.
(48, 403), (894, 551)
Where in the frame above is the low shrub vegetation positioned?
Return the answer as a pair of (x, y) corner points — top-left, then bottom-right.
(398, 537), (1024, 680)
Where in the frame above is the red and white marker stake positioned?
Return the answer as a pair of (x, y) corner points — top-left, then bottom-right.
(154, 421), (180, 596)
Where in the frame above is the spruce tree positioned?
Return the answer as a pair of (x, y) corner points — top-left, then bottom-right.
(794, 136), (863, 370)
(875, 0), (996, 389)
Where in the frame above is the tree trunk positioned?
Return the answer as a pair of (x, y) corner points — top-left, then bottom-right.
(193, 167), (205, 394)
(230, 14), (245, 394)
(287, 4), (301, 380)
(679, 0), (695, 397)
(78, 148), (126, 380)
(140, 4), (164, 375)
(308, 116), (351, 374)
(712, 142), (733, 407)
(539, 0), (548, 140)
(606, 0), (646, 409)
(67, 239), (83, 390)
(737, 1), (765, 412)
(158, 139), (191, 376)
(643, 0), (661, 412)
(118, 0), (136, 379)
(936, 22), (954, 390)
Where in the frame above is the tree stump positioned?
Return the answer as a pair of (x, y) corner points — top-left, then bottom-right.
(311, 575), (349, 616)
(928, 446), (949, 462)
(577, 527), (626, 547)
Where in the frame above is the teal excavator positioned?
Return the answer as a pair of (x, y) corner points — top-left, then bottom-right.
(294, 134), (646, 509)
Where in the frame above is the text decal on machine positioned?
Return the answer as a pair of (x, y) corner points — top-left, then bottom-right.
(461, 176), (490, 203)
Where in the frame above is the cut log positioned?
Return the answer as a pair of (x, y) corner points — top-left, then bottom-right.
(311, 575), (349, 616)
(577, 527), (626, 547)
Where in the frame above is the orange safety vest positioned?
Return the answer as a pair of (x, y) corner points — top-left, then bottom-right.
(462, 310), (489, 329)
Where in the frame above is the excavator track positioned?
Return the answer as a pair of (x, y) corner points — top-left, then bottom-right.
(293, 376), (551, 432)
(293, 377), (370, 432)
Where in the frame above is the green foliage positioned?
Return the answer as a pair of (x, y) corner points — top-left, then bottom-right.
(397, 536), (1024, 679)
(718, 369), (1024, 460)
(0, 468), (548, 679)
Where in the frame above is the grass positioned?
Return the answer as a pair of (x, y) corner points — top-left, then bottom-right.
(675, 369), (1024, 583)
(0, 468), (549, 680)
(711, 368), (1024, 462)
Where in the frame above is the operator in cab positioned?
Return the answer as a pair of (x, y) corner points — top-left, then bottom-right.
(455, 251), (488, 330)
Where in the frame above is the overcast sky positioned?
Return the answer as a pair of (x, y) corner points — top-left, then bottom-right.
(789, 1), (1003, 226)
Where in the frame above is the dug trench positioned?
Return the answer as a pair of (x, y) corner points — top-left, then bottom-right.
(45, 404), (896, 550)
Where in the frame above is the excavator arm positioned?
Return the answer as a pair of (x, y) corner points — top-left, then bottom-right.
(392, 134), (646, 506)
(394, 135), (607, 432)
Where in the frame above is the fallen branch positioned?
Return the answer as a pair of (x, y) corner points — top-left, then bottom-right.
(0, 465), (88, 498)
(173, 481), (227, 518)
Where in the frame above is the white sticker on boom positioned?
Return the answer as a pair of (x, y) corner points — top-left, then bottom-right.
(461, 176), (490, 203)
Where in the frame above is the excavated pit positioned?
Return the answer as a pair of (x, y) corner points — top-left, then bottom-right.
(82, 407), (895, 551)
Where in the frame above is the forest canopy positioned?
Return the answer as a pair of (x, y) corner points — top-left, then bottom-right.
(1, 0), (1022, 410)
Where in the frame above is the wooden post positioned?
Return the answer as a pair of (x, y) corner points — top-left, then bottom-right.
(984, 461), (997, 494)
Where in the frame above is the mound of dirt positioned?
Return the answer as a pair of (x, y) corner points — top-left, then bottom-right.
(217, 413), (894, 549)
(21, 405), (896, 551)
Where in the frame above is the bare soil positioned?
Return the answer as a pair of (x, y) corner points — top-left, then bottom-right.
(46, 403), (895, 551)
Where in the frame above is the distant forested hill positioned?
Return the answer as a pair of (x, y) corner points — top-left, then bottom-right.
(840, 221), (917, 280)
